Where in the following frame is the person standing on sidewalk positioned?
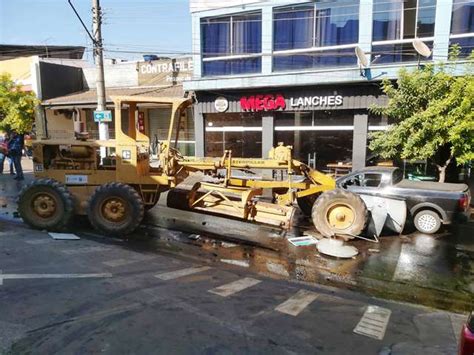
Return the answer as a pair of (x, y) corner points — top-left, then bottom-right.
(7, 131), (24, 180)
(0, 133), (7, 174)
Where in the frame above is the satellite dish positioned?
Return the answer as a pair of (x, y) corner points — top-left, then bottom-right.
(355, 46), (369, 67)
(412, 39), (431, 58)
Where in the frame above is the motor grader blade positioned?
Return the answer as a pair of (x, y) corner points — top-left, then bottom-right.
(167, 183), (296, 229)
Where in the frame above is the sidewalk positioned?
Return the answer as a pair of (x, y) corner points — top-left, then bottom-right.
(1, 168), (473, 313)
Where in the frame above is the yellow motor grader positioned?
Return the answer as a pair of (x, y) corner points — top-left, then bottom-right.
(18, 96), (367, 238)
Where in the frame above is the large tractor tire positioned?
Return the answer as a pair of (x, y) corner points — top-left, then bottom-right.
(311, 189), (368, 238)
(18, 178), (74, 231)
(87, 183), (144, 236)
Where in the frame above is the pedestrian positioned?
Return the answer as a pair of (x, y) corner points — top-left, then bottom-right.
(3, 133), (15, 175)
(7, 131), (24, 180)
(0, 133), (7, 174)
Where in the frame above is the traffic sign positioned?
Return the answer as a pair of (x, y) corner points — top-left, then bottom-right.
(93, 110), (112, 123)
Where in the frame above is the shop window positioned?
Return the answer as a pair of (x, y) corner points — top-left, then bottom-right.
(372, 0), (436, 41)
(272, 1), (359, 72)
(201, 12), (262, 76)
(204, 113), (262, 158)
(274, 110), (354, 170)
(372, 41), (433, 64)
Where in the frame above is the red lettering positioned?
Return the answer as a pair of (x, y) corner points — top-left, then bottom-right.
(240, 94), (286, 111)
(274, 94), (286, 110)
(240, 96), (255, 111)
(255, 95), (264, 111)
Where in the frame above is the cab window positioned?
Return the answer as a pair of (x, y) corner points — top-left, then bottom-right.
(362, 173), (382, 187)
(342, 174), (362, 187)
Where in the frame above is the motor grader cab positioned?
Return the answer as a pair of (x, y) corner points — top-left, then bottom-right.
(19, 96), (368, 238)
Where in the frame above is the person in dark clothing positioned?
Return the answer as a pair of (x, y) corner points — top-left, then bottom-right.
(7, 131), (24, 180)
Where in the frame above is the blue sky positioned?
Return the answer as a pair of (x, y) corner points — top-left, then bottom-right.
(0, 0), (192, 61)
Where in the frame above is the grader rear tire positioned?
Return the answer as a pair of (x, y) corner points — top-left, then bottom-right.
(311, 189), (368, 238)
(18, 178), (74, 231)
(87, 183), (144, 236)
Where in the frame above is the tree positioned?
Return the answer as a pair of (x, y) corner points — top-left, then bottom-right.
(369, 52), (474, 182)
(0, 73), (39, 134)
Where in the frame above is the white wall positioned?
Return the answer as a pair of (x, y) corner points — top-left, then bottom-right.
(82, 61), (139, 89)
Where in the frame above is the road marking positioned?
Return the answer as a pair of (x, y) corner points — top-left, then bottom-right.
(103, 255), (155, 267)
(154, 266), (211, 280)
(0, 271), (112, 285)
(274, 289), (319, 316)
(353, 305), (391, 340)
(208, 277), (261, 297)
(61, 246), (110, 255)
(24, 239), (50, 245)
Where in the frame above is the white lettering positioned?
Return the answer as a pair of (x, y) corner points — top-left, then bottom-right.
(290, 95), (345, 107)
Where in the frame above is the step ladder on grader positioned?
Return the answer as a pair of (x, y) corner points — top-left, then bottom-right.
(19, 96), (368, 239)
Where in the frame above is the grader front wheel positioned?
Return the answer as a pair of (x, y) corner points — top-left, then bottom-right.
(87, 183), (144, 236)
(311, 189), (368, 238)
(18, 178), (74, 231)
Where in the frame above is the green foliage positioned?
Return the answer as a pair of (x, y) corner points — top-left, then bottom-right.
(0, 73), (39, 133)
(369, 51), (474, 170)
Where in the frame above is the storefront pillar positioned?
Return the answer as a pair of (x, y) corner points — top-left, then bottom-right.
(262, 114), (274, 158)
(262, 114), (274, 181)
(352, 113), (368, 171)
(194, 105), (205, 157)
(294, 112), (301, 158)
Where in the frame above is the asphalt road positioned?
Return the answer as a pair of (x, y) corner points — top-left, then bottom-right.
(0, 220), (465, 355)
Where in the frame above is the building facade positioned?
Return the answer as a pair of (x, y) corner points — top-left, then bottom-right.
(184, 0), (474, 172)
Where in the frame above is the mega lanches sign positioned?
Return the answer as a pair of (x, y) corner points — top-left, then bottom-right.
(138, 57), (193, 86)
(239, 94), (344, 111)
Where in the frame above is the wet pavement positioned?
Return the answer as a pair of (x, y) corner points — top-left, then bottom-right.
(1, 163), (473, 313)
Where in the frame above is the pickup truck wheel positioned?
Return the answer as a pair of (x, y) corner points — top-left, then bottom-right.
(88, 183), (144, 236)
(18, 178), (74, 231)
(414, 210), (441, 234)
(311, 189), (368, 238)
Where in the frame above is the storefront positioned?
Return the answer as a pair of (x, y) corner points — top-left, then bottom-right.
(193, 84), (389, 172)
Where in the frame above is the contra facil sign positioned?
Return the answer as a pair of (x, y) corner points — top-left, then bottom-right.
(138, 57), (193, 86)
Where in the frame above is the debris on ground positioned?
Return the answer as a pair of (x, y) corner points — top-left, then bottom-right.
(188, 234), (200, 240)
(317, 238), (358, 258)
(288, 236), (319, 246)
(48, 233), (81, 240)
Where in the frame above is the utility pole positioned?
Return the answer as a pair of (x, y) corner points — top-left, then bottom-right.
(92, 0), (108, 158)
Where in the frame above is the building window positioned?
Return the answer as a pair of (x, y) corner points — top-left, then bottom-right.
(450, 0), (474, 58)
(372, 0), (436, 41)
(372, 0), (436, 64)
(272, 1), (359, 72)
(372, 41), (433, 64)
(204, 113), (262, 158)
(201, 12), (262, 76)
(274, 111), (354, 170)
